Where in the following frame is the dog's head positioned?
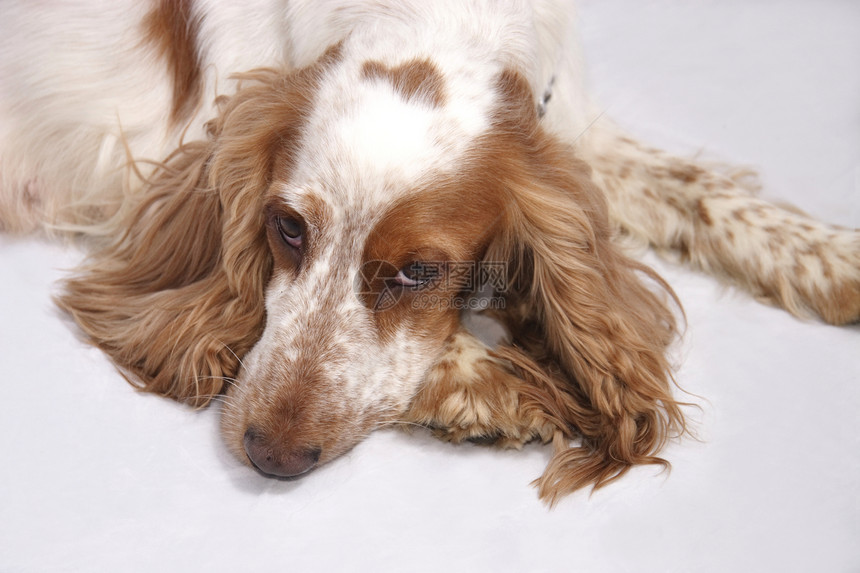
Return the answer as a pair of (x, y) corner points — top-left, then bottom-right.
(60, 41), (682, 495)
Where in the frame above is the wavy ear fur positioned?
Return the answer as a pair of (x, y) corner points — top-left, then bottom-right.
(57, 56), (337, 405)
(405, 71), (687, 503)
(486, 71), (687, 501)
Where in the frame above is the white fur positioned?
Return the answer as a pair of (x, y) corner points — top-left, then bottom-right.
(0, 0), (564, 231)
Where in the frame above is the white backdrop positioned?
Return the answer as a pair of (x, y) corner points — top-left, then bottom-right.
(2, 2), (858, 571)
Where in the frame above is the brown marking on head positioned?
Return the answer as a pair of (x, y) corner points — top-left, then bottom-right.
(142, 0), (204, 127)
(361, 58), (446, 107)
(493, 68), (541, 133)
(361, 174), (506, 343)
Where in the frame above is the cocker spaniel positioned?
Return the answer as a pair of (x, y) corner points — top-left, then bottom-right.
(1, 0), (857, 504)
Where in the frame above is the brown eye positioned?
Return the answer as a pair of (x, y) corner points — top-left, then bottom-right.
(276, 216), (303, 249)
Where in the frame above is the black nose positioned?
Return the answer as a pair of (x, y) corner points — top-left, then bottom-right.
(243, 429), (321, 478)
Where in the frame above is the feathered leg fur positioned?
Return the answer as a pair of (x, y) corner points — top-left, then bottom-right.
(577, 120), (860, 325)
(402, 328), (558, 449)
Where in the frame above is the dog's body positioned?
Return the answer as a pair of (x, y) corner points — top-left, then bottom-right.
(1, 0), (857, 502)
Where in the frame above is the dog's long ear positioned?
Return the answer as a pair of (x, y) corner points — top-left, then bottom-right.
(57, 53), (339, 405)
(483, 71), (687, 502)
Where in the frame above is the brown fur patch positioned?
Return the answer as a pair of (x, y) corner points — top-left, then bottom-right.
(668, 164), (704, 184)
(361, 58), (446, 107)
(695, 198), (713, 226)
(823, 279), (860, 325)
(361, 175), (505, 342)
(142, 0), (204, 127)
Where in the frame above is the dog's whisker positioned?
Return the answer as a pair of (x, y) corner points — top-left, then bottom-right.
(196, 375), (239, 387)
(374, 419), (427, 431)
(211, 337), (249, 373)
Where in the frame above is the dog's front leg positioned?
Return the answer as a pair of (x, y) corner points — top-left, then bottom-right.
(401, 328), (562, 449)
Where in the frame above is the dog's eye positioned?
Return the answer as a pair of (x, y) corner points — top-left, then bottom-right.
(394, 262), (441, 288)
(276, 216), (303, 249)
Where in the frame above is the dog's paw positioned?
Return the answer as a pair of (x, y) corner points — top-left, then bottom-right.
(775, 224), (860, 325)
(401, 329), (555, 448)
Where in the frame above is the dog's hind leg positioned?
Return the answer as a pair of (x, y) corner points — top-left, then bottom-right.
(575, 119), (860, 325)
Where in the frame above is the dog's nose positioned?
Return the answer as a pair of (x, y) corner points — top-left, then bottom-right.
(243, 429), (321, 478)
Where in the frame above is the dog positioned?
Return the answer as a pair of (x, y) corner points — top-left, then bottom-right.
(1, 0), (857, 504)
